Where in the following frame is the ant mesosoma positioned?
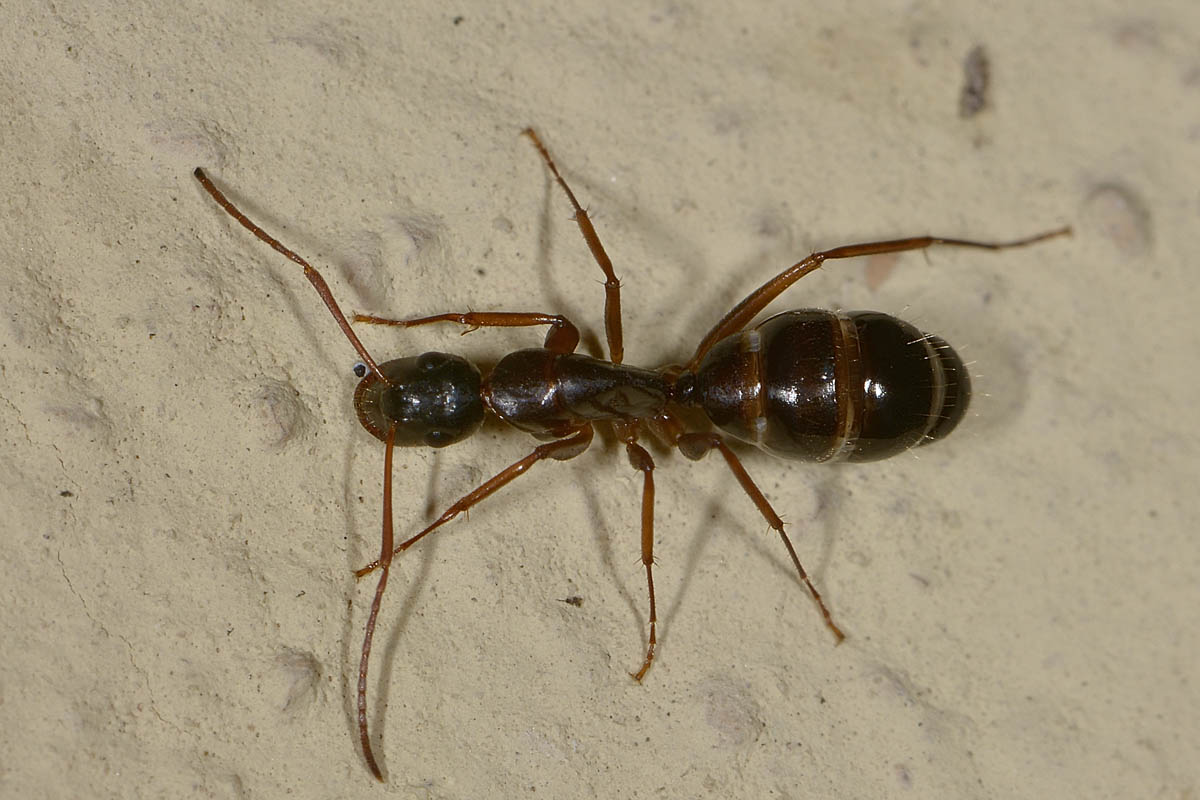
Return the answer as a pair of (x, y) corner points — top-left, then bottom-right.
(194, 129), (1069, 780)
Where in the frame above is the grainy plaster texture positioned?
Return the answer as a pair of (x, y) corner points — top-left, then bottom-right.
(1, 2), (1196, 798)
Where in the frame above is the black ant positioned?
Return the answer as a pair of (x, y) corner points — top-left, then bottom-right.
(194, 129), (1069, 781)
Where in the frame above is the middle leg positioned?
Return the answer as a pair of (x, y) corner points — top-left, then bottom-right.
(523, 128), (625, 364)
(613, 420), (659, 682)
(355, 424), (595, 577)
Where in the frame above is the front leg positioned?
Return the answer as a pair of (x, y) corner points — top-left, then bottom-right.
(355, 311), (580, 354)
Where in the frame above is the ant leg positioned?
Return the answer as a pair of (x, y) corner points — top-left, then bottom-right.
(687, 225), (1072, 370)
(193, 169), (389, 383)
(649, 414), (844, 643)
(354, 425), (594, 577)
(354, 311), (580, 354)
(613, 421), (658, 682)
(358, 422), (397, 781)
(522, 128), (625, 364)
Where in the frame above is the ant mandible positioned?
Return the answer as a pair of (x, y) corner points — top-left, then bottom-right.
(194, 129), (1069, 781)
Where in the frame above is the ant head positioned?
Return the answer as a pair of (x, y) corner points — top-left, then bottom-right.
(353, 352), (485, 447)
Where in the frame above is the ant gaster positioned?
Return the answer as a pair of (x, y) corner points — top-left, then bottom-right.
(194, 129), (1069, 781)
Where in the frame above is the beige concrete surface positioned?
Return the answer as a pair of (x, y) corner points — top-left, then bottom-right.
(2, 1), (1197, 797)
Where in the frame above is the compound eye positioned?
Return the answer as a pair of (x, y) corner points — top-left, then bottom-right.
(417, 353), (444, 372)
(424, 429), (454, 447)
(352, 362), (369, 378)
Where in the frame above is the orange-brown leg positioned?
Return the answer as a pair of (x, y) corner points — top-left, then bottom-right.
(688, 226), (1072, 369)
(354, 311), (580, 354)
(522, 128), (625, 364)
(355, 425), (595, 577)
(650, 414), (844, 643)
(614, 421), (658, 682)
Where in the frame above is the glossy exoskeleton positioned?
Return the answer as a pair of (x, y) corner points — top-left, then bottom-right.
(194, 130), (1069, 781)
(683, 309), (972, 462)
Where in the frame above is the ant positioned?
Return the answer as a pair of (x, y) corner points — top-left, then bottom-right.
(194, 129), (1069, 781)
